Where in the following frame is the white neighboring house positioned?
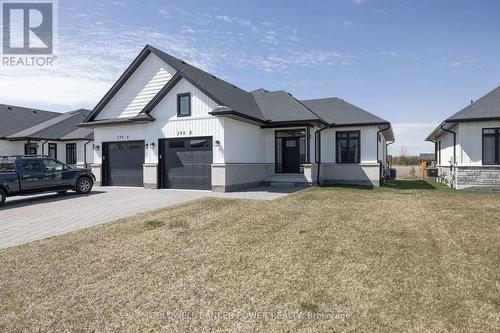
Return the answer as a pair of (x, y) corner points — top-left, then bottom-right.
(81, 45), (394, 191)
(0, 105), (94, 168)
(426, 86), (500, 189)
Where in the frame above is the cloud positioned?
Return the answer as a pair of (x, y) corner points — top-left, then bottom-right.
(352, 0), (368, 3)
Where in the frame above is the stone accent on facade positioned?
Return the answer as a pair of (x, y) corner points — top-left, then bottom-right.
(454, 165), (500, 189)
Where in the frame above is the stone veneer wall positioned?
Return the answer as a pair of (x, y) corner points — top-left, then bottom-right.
(454, 166), (500, 189)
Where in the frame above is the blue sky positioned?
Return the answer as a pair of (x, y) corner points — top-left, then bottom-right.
(2, 0), (500, 154)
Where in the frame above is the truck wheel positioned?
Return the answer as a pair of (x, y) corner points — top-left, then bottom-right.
(0, 189), (5, 207)
(76, 177), (93, 194)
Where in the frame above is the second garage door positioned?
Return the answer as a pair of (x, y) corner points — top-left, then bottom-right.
(160, 137), (212, 190)
(103, 141), (144, 187)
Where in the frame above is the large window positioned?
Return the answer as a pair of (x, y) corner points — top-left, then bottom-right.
(336, 131), (360, 164)
(177, 93), (191, 117)
(48, 143), (57, 159)
(483, 128), (500, 165)
(66, 143), (77, 164)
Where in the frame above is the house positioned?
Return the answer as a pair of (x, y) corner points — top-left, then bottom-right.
(81, 45), (394, 191)
(426, 86), (500, 189)
(0, 104), (94, 167)
(418, 153), (436, 179)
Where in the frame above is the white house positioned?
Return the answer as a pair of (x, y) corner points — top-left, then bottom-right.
(81, 45), (394, 191)
(0, 105), (94, 168)
(426, 86), (500, 189)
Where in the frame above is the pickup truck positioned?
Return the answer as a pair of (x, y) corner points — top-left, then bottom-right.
(0, 156), (95, 207)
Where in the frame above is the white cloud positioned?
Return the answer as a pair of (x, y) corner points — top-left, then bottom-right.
(352, 0), (368, 3)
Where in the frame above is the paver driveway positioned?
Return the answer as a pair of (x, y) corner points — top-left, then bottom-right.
(0, 186), (298, 250)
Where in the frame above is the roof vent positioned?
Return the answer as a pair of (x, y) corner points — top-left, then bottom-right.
(471, 100), (474, 104)
(32, 110), (37, 113)
(7, 106), (12, 110)
(181, 61), (186, 64)
(212, 75), (217, 79)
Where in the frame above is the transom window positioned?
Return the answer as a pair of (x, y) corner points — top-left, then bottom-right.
(177, 93), (191, 117)
(483, 128), (500, 165)
(336, 131), (360, 164)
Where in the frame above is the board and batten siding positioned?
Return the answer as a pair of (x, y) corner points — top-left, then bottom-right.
(457, 120), (500, 165)
(320, 126), (379, 163)
(93, 77), (225, 165)
(96, 53), (177, 120)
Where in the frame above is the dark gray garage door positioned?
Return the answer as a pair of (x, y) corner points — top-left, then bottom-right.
(103, 141), (144, 187)
(160, 137), (212, 190)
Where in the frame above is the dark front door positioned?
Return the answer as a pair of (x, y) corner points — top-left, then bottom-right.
(159, 137), (212, 190)
(282, 138), (301, 173)
(103, 141), (144, 187)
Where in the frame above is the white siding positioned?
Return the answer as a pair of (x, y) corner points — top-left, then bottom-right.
(458, 120), (500, 165)
(321, 126), (378, 163)
(223, 118), (267, 163)
(93, 78), (225, 164)
(0, 140), (24, 156)
(96, 53), (177, 120)
(436, 128), (456, 166)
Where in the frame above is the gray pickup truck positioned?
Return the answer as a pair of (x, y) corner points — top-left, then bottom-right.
(0, 156), (95, 207)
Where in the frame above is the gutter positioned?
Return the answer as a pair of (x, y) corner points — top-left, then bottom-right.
(440, 124), (456, 165)
(83, 140), (92, 169)
(376, 124), (391, 186)
(314, 124), (333, 186)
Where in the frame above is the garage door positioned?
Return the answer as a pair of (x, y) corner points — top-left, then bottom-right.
(160, 137), (212, 190)
(103, 141), (144, 187)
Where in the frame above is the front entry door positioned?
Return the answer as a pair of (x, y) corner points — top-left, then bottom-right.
(282, 138), (301, 173)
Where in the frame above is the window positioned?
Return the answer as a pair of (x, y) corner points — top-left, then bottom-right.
(22, 159), (41, 172)
(336, 131), (360, 164)
(483, 128), (500, 165)
(177, 93), (191, 117)
(48, 143), (57, 159)
(24, 143), (37, 155)
(66, 143), (76, 164)
(42, 159), (65, 171)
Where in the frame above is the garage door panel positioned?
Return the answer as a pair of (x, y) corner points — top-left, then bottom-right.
(104, 141), (144, 187)
(161, 137), (212, 190)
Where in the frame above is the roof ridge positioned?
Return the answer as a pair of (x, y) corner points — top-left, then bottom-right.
(0, 103), (61, 115)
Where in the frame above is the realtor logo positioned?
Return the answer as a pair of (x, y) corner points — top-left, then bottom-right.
(1, 0), (57, 66)
(2, 1), (53, 54)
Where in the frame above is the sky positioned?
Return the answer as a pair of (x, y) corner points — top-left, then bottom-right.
(1, 0), (500, 155)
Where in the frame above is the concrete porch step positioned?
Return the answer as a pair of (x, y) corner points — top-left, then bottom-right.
(264, 174), (312, 187)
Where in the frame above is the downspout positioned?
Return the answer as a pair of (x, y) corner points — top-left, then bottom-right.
(376, 125), (391, 186)
(41, 140), (48, 156)
(440, 124), (457, 188)
(439, 124), (456, 165)
(315, 125), (332, 186)
(83, 140), (92, 169)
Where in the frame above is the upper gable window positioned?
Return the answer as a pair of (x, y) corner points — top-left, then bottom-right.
(177, 93), (191, 117)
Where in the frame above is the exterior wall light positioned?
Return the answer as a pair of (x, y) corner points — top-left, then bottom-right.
(150, 142), (155, 149)
(94, 145), (100, 151)
(214, 140), (221, 147)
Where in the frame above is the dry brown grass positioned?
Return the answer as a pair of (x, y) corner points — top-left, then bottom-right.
(1, 182), (499, 332)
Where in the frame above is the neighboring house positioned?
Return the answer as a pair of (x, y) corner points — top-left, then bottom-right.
(426, 86), (500, 189)
(81, 45), (394, 191)
(0, 105), (94, 168)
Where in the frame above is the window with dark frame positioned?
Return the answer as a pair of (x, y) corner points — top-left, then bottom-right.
(24, 143), (37, 155)
(66, 143), (77, 165)
(438, 141), (441, 165)
(177, 93), (191, 117)
(48, 143), (57, 159)
(482, 128), (500, 165)
(336, 131), (360, 164)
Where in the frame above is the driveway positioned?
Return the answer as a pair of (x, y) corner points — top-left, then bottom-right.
(0, 186), (300, 250)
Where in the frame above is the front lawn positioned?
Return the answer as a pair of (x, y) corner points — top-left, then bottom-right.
(1, 181), (499, 331)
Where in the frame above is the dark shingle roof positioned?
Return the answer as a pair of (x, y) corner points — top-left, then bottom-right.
(8, 109), (93, 140)
(149, 46), (264, 121)
(0, 104), (61, 138)
(419, 153), (435, 161)
(447, 86), (500, 121)
(300, 97), (389, 126)
(251, 90), (321, 122)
